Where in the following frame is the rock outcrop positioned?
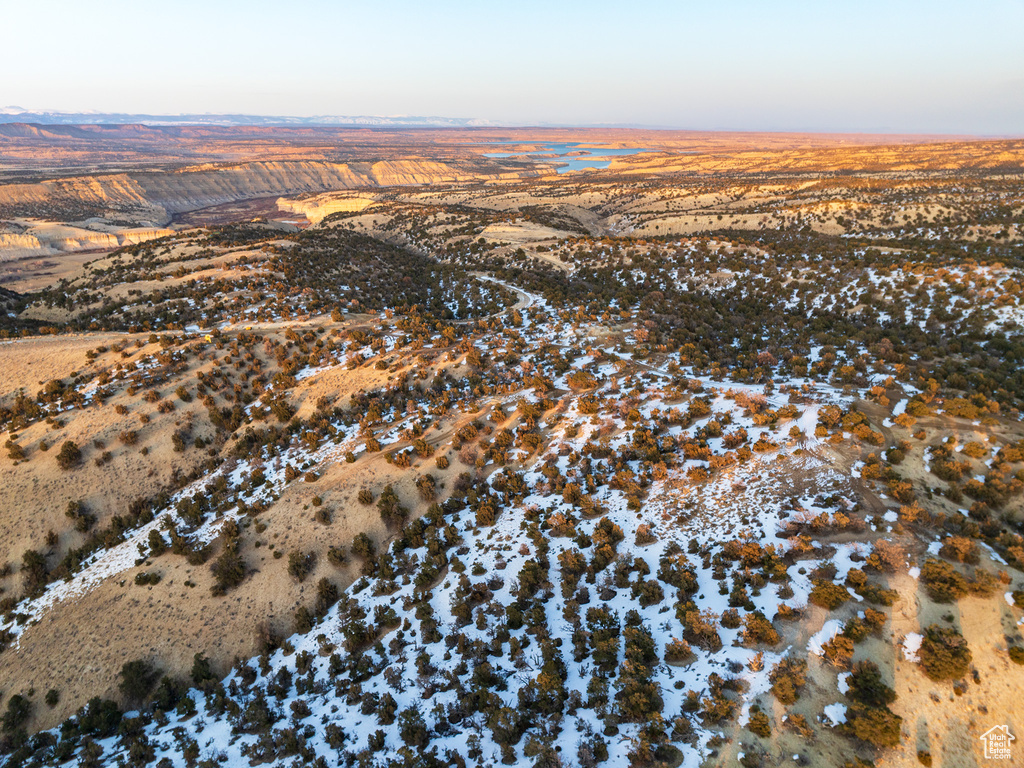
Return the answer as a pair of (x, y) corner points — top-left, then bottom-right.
(0, 224), (174, 260)
(0, 158), (543, 260)
(0, 233), (48, 260)
(0, 174), (153, 214)
(277, 193), (376, 224)
(0, 159), (540, 223)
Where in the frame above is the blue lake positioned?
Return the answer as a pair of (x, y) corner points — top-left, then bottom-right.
(482, 142), (651, 173)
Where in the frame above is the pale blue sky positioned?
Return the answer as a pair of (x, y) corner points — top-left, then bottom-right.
(3, 0), (1022, 133)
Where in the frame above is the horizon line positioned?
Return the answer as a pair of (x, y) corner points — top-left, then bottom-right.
(4, 107), (1022, 139)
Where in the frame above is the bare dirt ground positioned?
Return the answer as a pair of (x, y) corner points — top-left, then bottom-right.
(171, 196), (309, 228)
(0, 316), (511, 730)
(0, 250), (103, 293)
(886, 574), (1022, 767)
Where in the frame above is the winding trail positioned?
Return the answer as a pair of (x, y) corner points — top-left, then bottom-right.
(473, 273), (538, 313)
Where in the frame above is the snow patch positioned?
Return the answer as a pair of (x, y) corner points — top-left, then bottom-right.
(902, 633), (923, 662)
(808, 620), (843, 656)
(822, 703), (848, 726)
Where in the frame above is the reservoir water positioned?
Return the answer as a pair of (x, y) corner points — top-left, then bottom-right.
(482, 142), (651, 173)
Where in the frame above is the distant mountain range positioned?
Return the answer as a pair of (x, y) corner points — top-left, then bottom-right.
(0, 107), (499, 127)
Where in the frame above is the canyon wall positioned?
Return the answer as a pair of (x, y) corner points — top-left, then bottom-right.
(0, 174), (155, 217)
(0, 158), (540, 262)
(0, 225), (174, 260)
(0, 159), (534, 222)
(277, 193), (377, 224)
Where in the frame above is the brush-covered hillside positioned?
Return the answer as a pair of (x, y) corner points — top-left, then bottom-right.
(0, 160), (1023, 768)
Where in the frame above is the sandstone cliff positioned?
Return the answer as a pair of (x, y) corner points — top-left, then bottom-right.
(0, 224), (174, 260)
(0, 174), (152, 213)
(277, 193), (376, 224)
(0, 159), (537, 222)
(0, 158), (541, 261)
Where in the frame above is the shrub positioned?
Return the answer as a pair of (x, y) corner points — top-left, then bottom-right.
(893, 413), (916, 428)
(416, 474), (437, 502)
(21, 548), (49, 596)
(134, 571), (162, 586)
(664, 638), (694, 664)
(211, 545), (246, 595)
(844, 702), (903, 748)
(919, 559), (969, 603)
(785, 713), (813, 738)
(888, 480), (915, 504)
(315, 506), (333, 525)
(254, 621), (279, 656)
(700, 689), (736, 724)
(721, 608), (741, 629)
(747, 705), (771, 738)
(845, 661), (896, 708)
(315, 577), (339, 616)
(919, 625), (972, 681)
(327, 545), (347, 568)
(769, 657), (807, 704)
(294, 605), (315, 634)
(821, 635), (855, 669)
(270, 398), (294, 423)
(1, 694), (31, 734)
(287, 550), (317, 582)
(939, 536), (980, 565)
(969, 568), (999, 597)
(352, 533), (376, 572)
(56, 440), (82, 470)
(190, 653), (216, 688)
(634, 524), (657, 545)
(866, 540), (905, 573)
(682, 608), (722, 651)
(863, 608), (887, 633)
(398, 707), (429, 749)
(741, 611), (780, 646)
(809, 579), (849, 610)
(961, 441), (987, 459)
(377, 484), (408, 528)
(148, 529), (168, 557)
(853, 424), (885, 446)
(474, 496), (499, 527)
(77, 697), (123, 737)
(65, 499), (97, 532)
(119, 659), (160, 703)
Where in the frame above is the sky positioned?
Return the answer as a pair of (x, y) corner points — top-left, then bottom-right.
(3, 0), (1023, 134)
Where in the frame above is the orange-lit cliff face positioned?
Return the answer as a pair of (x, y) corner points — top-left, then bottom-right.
(1, 123), (1019, 225)
(0, 127), (1020, 270)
